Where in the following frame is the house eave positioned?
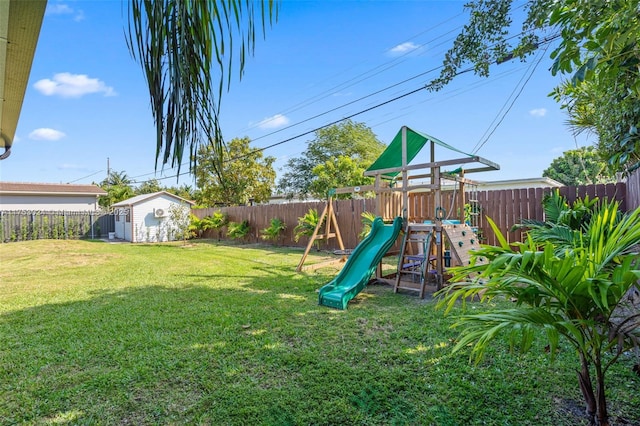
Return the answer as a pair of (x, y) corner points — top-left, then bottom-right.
(0, 0), (47, 156)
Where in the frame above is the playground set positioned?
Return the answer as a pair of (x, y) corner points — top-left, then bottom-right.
(302, 126), (500, 310)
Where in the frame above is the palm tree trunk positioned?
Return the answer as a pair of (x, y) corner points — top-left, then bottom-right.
(594, 360), (609, 426)
(577, 353), (597, 424)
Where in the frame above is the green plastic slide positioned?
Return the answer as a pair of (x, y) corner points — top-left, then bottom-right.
(318, 216), (403, 309)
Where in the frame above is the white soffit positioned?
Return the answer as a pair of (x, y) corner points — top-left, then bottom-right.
(0, 0), (47, 149)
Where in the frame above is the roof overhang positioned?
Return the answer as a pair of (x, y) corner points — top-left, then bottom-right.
(0, 0), (47, 159)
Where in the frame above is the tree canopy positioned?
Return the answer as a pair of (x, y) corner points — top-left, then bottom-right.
(98, 170), (135, 208)
(543, 146), (615, 186)
(433, 0), (640, 173)
(278, 120), (385, 199)
(195, 137), (276, 206)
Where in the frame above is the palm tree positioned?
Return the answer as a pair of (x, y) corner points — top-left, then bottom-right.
(99, 170), (135, 208)
(438, 199), (640, 426)
(126, 1), (279, 176)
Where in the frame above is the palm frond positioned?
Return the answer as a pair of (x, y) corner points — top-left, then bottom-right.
(127, 0), (279, 176)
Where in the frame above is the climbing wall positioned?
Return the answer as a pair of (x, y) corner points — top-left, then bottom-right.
(444, 224), (483, 267)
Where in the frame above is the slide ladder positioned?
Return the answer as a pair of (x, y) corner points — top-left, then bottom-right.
(394, 223), (434, 298)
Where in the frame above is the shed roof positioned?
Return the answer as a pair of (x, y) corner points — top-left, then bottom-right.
(0, 181), (107, 196)
(112, 191), (194, 207)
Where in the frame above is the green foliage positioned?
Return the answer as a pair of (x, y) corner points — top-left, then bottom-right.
(433, 0), (640, 173)
(309, 155), (375, 200)
(198, 210), (230, 240)
(543, 146), (615, 186)
(359, 211), (377, 240)
(438, 199), (640, 425)
(279, 120), (385, 199)
(167, 204), (191, 242)
(126, 0), (279, 174)
(260, 218), (286, 244)
(195, 137), (276, 206)
(188, 214), (204, 239)
(514, 191), (599, 252)
(227, 220), (250, 240)
(135, 179), (163, 195)
(294, 209), (322, 245)
(98, 170), (135, 209)
(164, 184), (195, 202)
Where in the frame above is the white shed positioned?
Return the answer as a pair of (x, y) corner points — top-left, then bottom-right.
(111, 192), (194, 243)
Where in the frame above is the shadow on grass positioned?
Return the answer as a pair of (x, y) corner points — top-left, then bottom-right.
(1, 271), (449, 425)
(2, 268), (637, 425)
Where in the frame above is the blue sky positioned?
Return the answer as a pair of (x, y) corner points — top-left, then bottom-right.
(1, 0), (594, 188)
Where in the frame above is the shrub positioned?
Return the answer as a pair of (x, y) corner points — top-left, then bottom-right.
(227, 220), (250, 240)
(294, 209), (320, 242)
(359, 211), (377, 240)
(260, 218), (286, 244)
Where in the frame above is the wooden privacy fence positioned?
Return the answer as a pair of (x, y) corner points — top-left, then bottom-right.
(195, 198), (377, 250)
(0, 211), (115, 243)
(193, 181), (630, 249)
(474, 182), (626, 246)
(627, 167), (640, 211)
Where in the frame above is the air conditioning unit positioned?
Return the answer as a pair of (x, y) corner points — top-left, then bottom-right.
(154, 208), (166, 218)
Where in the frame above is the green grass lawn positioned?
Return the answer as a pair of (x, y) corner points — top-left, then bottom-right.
(1, 240), (638, 425)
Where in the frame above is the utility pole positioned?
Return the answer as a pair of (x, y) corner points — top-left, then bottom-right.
(107, 157), (110, 181)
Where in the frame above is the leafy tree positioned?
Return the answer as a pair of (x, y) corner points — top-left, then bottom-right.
(439, 195), (640, 426)
(278, 120), (385, 199)
(432, 0), (640, 172)
(168, 203), (191, 243)
(543, 146), (615, 186)
(165, 184), (196, 202)
(309, 155), (374, 200)
(195, 137), (276, 206)
(552, 79), (640, 172)
(136, 179), (163, 195)
(127, 1), (279, 176)
(98, 170), (135, 208)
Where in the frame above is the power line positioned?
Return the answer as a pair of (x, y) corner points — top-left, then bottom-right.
(128, 30), (560, 186)
(233, 10), (467, 135)
(67, 170), (105, 184)
(472, 43), (551, 155)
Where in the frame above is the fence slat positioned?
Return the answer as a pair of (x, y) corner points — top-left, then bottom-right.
(188, 179), (635, 249)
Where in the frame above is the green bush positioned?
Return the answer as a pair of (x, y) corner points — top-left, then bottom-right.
(359, 211), (377, 240)
(294, 209), (321, 243)
(260, 218), (286, 244)
(227, 220), (250, 240)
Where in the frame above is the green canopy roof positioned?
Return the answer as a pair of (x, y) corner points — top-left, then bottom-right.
(365, 126), (473, 178)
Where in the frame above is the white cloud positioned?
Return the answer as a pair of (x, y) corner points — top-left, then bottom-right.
(34, 73), (116, 98)
(29, 128), (66, 141)
(257, 114), (290, 130)
(388, 42), (422, 56)
(46, 3), (85, 21)
(529, 108), (547, 117)
(46, 3), (74, 14)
